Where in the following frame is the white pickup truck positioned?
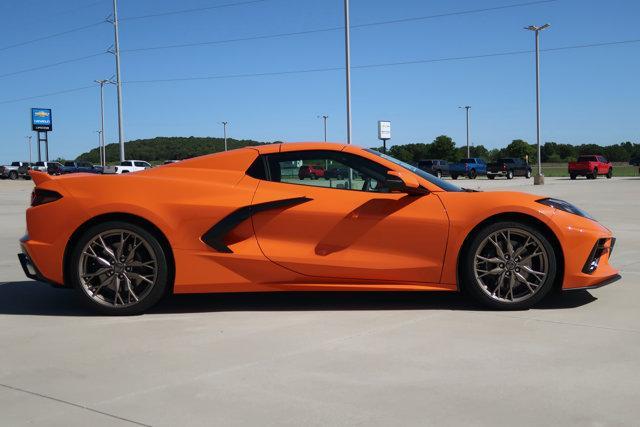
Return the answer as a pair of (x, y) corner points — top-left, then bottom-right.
(114, 160), (152, 174)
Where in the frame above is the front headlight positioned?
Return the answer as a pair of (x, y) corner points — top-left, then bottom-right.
(537, 198), (594, 220)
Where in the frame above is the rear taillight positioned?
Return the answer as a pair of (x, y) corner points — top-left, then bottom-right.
(31, 189), (62, 207)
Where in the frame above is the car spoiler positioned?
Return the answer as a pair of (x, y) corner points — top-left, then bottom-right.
(29, 170), (54, 186)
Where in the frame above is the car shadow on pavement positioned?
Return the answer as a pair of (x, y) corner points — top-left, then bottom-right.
(0, 280), (597, 316)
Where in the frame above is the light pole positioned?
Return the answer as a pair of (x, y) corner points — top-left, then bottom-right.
(221, 121), (228, 151)
(25, 136), (32, 164)
(110, 0), (125, 162)
(344, 0), (352, 145)
(525, 23), (550, 185)
(459, 106), (471, 157)
(318, 115), (329, 141)
(95, 79), (111, 166)
(96, 130), (103, 165)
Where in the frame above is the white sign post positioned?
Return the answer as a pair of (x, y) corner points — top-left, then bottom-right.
(378, 120), (391, 153)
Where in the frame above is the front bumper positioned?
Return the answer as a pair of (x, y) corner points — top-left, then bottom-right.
(565, 273), (621, 291)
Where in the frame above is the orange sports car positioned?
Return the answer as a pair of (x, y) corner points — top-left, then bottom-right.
(19, 143), (619, 315)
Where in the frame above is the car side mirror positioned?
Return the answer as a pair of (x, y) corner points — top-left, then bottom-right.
(386, 171), (428, 195)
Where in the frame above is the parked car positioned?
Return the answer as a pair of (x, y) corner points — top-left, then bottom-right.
(417, 159), (449, 178)
(163, 160), (180, 165)
(32, 161), (62, 174)
(46, 162), (64, 175)
(448, 158), (487, 179)
(115, 160), (152, 174)
(568, 155), (612, 180)
(487, 158), (532, 180)
(0, 161), (32, 180)
(324, 166), (349, 180)
(629, 157), (640, 166)
(298, 164), (325, 179)
(60, 161), (101, 175)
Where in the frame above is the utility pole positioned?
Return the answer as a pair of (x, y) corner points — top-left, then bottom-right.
(344, 0), (352, 145)
(25, 136), (32, 164)
(110, 0), (125, 162)
(525, 23), (550, 185)
(95, 79), (111, 166)
(221, 121), (228, 151)
(318, 115), (329, 141)
(459, 106), (471, 157)
(96, 130), (103, 165)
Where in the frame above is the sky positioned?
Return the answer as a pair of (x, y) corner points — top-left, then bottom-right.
(1, 0), (639, 163)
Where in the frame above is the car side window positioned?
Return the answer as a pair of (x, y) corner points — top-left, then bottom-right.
(263, 150), (390, 192)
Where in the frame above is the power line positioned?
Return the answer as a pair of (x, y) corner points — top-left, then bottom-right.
(0, 21), (106, 53)
(122, 38), (640, 84)
(2, 38), (638, 105)
(122, 0), (559, 53)
(0, 85), (95, 105)
(0, 52), (105, 79)
(120, 0), (273, 21)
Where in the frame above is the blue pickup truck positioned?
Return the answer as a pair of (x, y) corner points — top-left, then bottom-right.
(449, 158), (487, 179)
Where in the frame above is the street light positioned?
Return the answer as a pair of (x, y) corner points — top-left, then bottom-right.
(221, 121), (228, 151)
(25, 136), (32, 164)
(525, 23), (550, 185)
(458, 106), (471, 157)
(317, 115), (329, 141)
(94, 79), (113, 167)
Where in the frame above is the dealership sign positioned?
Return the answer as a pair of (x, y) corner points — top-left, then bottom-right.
(31, 108), (52, 131)
(378, 120), (391, 140)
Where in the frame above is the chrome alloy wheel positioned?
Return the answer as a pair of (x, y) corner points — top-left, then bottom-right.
(78, 229), (158, 308)
(473, 228), (549, 303)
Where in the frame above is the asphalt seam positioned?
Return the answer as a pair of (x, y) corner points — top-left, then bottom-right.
(0, 383), (151, 427)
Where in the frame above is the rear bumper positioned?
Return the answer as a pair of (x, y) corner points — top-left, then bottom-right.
(18, 237), (67, 287)
(568, 169), (593, 175)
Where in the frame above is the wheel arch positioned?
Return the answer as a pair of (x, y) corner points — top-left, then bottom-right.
(455, 212), (565, 292)
(63, 212), (176, 293)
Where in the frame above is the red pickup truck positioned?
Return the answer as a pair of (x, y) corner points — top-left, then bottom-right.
(568, 155), (613, 180)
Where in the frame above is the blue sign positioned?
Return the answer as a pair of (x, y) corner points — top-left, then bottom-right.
(31, 108), (52, 131)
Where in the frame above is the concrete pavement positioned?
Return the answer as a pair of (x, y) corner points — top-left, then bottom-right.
(0, 177), (639, 426)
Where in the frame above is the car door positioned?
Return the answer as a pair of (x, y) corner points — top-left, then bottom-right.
(250, 149), (450, 284)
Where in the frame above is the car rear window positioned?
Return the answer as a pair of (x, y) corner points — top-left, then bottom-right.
(577, 155), (596, 162)
(64, 161), (75, 167)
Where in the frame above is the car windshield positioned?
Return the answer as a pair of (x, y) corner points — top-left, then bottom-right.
(35, 162), (45, 166)
(64, 162), (75, 167)
(11, 162), (20, 166)
(365, 149), (462, 192)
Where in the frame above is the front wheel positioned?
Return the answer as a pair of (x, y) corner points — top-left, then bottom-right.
(570, 174), (577, 180)
(69, 221), (170, 315)
(506, 170), (514, 180)
(462, 221), (557, 310)
(525, 170), (532, 179)
(606, 168), (613, 179)
(8, 171), (18, 180)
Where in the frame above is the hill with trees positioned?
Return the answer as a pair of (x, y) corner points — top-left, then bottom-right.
(76, 136), (273, 164)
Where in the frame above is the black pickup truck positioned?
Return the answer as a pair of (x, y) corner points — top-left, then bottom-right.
(487, 158), (532, 179)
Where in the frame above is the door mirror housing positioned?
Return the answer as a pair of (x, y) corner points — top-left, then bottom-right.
(385, 171), (429, 195)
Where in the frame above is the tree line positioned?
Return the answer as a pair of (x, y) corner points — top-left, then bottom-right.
(380, 136), (640, 164)
(75, 135), (639, 165)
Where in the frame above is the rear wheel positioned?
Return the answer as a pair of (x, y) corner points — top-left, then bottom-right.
(8, 170), (18, 180)
(69, 221), (169, 315)
(506, 170), (514, 180)
(570, 173), (577, 180)
(436, 170), (442, 179)
(606, 168), (613, 179)
(462, 221), (557, 310)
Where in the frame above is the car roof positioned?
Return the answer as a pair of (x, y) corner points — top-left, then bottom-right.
(254, 142), (347, 154)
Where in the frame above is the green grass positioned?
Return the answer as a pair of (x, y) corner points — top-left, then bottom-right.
(540, 163), (639, 177)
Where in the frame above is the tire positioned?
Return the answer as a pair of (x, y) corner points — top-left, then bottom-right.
(570, 174), (576, 180)
(591, 168), (598, 179)
(436, 170), (442, 179)
(8, 171), (18, 180)
(462, 221), (557, 310)
(487, 174), (495, 180)
(69, 221), (170, 315)
(310, 174), (317, 180)
(525, 170), (532, 179)
(606, 168), (613, 179)
(451, 174), (458, 180)
(468, 169), (477, 179)
(506, 170), (514, 180)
